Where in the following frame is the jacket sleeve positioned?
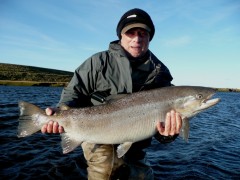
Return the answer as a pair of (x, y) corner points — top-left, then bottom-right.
(154, 133), (178, 144)
(58, 55), (101, 108)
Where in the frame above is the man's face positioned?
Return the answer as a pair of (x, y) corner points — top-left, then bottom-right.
(120, 28), (150, 58)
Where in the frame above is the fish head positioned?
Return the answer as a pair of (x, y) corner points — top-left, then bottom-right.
(174, 87), (220, 119)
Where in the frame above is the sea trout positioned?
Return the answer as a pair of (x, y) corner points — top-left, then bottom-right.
(17, 86), (220, 158)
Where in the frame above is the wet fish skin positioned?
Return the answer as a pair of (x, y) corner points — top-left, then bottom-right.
(17, 86), (220, 158)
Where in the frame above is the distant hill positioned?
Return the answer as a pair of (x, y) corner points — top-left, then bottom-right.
(0, 63), (73, 86)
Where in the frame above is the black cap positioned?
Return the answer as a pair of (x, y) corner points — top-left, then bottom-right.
(116, 8), (155, 41)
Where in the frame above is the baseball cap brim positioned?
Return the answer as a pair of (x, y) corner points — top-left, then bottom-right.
(121, 23), (151, 34)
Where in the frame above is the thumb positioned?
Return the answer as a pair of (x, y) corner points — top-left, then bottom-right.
(157, 121), (165, 134)
(45, 107), (55, 116)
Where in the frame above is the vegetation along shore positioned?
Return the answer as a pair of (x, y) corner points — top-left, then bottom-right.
(0, 63), (73, 87)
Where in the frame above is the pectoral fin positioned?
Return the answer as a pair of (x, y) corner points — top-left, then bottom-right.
(117, 142), (133, 158)
(61, 133), (82, 154)
(180, 118), (190, 142)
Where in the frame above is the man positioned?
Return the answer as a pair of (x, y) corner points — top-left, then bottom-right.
(41, 8), (182, 179)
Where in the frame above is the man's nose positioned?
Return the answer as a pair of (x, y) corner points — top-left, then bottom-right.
(133, 33), (142, 42)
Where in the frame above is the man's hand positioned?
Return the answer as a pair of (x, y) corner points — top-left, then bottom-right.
(41, 107), (64, 134)
(157, 110), (182, 136)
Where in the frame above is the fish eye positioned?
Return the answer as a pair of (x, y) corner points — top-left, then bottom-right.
(196, 94), (203, 99)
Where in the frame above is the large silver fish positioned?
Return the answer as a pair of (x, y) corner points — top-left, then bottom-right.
(17, 86), (220, 158)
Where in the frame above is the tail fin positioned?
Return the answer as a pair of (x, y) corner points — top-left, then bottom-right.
(18, 101), (45, 138)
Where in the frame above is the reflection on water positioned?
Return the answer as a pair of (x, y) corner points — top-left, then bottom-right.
(0, 86), (240, 179)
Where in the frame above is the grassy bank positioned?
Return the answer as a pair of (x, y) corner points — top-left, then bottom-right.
(0, 63), (73, 87)
(0, 80), (68, 87)
(215, 88), (240, 92)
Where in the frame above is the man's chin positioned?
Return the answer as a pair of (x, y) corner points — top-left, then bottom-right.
(129, 52), (143, 58)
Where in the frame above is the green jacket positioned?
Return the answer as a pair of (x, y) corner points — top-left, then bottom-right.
(59, 41), (172, 106)
(59, 40), (175, 160)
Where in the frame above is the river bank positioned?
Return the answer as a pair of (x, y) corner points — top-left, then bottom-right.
(0, 80), (68, 87)
(0, 63), (72, 87)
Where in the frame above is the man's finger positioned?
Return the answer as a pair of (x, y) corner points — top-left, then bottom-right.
(52, 122), (59, 133)
(47, 121), (53, 133)
(41, 124), (47, 133)
(59, 126), (64, 134)
(162, 112), (171, 136)
(170, 110), (176, 135)
(176, 112), (182, 134)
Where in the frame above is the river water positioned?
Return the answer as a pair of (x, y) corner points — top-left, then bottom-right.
(0, 86), (239, 179)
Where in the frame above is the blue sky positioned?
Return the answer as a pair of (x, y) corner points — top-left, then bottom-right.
(0, 0), (239, 88)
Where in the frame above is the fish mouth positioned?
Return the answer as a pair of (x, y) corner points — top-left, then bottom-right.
(201, 94), (220, 110)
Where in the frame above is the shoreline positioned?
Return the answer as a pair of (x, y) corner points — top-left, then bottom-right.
(1, 80), (239, 92)
(0, 80), (68, 87)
